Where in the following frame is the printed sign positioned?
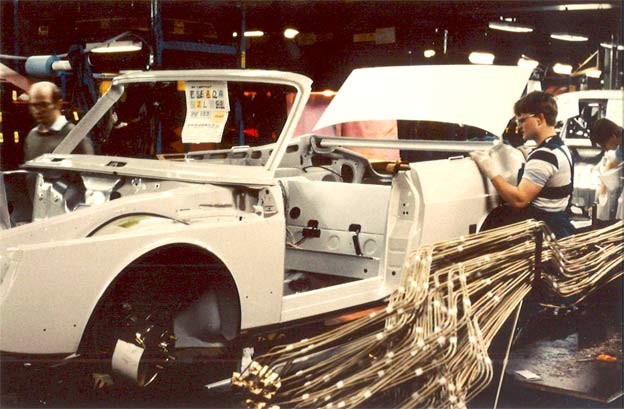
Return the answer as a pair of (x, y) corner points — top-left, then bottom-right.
(181, 81), (230, 143)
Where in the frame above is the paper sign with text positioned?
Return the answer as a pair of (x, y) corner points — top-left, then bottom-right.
(182, 81), (230, 143)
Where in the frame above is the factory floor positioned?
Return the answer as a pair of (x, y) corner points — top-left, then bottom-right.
(2, 280), (621, 408)
(471, 277), (623, 409)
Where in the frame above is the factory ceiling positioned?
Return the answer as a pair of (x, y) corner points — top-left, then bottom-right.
(1, 1), (622, 89)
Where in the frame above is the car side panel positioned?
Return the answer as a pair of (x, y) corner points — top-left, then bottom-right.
(0, 216), (285, 355)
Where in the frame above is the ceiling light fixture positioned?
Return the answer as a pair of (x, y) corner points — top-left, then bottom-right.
(89, 40), (142, 54)
(424, 49), (436, 58)
(469, 51), (495, 65)
(553, 63), (573, 75)
(585, 69), (602, 78)
(550, 32), (588, 42)
(284, 28), (300, 39)
(488, 21), (534, 33)
(556, 3), (613, 11)
(232, 31), (265, 38)
(517, 55), (539, 69)
(600, 42), (624, 50)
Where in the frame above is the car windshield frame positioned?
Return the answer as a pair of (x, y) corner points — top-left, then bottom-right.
(52, 69), (312, 175)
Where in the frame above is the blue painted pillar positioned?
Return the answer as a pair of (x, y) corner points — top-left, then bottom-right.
(151, 0), (163, 68)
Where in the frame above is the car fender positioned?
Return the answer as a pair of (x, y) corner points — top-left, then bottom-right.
(0, 214), (285, 355)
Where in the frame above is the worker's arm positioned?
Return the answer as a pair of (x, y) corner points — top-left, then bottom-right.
(490, 176), (542, 209)
(598, 157), (622, 196)
(604, 157), (622, 172)
(470, 149), (543, 208)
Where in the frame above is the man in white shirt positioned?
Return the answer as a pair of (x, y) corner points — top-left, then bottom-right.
(24, 81), (93, 162)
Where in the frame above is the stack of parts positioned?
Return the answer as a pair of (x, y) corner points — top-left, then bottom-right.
(233, 220), (623, 409)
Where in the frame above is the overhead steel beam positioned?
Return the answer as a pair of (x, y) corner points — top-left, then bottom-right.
(160, 41), (236, 55)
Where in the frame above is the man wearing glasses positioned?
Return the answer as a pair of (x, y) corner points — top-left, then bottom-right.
(24, 81), (93, 162)
(470, 91), (575, 239)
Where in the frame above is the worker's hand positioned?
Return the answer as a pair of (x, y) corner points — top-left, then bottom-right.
(470, 150), (500, 179)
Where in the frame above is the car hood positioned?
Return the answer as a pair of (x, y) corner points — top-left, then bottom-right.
(314, 65), (533, 137)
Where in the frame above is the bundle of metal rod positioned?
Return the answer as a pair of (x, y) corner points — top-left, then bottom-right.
(540, 220), (623, 308)
(234, 220), (623, 409)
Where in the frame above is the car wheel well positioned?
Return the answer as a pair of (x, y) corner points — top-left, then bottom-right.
(78, 244), (241, 355)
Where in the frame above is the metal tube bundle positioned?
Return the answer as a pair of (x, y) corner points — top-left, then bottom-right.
(233, 220), (623, 409)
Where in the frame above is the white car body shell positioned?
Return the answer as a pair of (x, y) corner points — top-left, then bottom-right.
(1, 66), (531, 357)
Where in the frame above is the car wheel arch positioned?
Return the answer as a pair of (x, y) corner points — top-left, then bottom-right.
(77, 243), (242, 355)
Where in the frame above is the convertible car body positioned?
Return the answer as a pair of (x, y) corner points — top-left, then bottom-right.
(1, 66), (532, 384)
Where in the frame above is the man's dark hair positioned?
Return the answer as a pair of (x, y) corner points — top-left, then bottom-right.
(513, 91), (558, 126)
(590, 118), (621, 147)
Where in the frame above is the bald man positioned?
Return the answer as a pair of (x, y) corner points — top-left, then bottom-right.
(24, 81), (93, 162)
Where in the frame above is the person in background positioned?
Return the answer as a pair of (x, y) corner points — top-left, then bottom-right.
(591, 118), (623, 170)
(590, 118), (623, 220)
(24, 81), (93, 162)
(470, 91), (575, 239)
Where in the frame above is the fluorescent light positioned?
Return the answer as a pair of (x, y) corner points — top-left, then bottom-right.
(550, 32), (588, 42)
(586, 68), (602, 78)
(245, 31), (264, 37)
(423, 49), (436, 58)
(488, 21), (533, 33)
(556, 3), (613, 10)
(90, 40), (142, 54)
(232, 31), (265, 38)
(284, 28), (299, 39)
(469, 52), (495, 65)
(553, 63), (573, 75)
(600, 42), (624, 50)
(517, 56), (539, 69)
(320, 89), (336, 97)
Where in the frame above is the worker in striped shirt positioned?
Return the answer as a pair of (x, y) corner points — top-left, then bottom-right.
(471, 91), (575, 239)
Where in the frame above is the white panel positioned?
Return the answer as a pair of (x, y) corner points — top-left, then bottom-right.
(285, 180), (391, 234)
(606, 99), (623, 126)
(411, 157), (495, 244)
(556, 90), (623, 126)
(315, 65), (533, 137)
(281, 277), (387, 322)
(285, 247), (379, 279)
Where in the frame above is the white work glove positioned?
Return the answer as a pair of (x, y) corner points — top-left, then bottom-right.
(470, 150), (500, 179)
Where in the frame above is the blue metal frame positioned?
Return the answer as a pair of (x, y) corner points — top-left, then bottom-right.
(13, 0), (20, 72)
(160, 41), (236, 55)
(149, 0), (248, 152)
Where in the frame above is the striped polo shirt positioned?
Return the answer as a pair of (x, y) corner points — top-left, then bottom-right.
(522, 135), (573, 212)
